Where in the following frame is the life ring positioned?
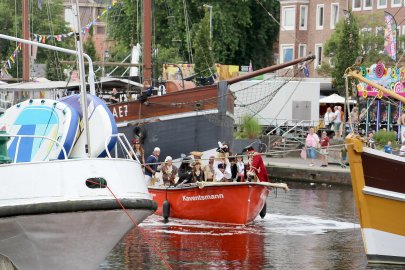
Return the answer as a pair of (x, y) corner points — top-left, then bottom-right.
(133, 125), (147, 142)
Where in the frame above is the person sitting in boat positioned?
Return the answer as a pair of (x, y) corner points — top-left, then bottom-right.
(213, 142), (232, 182)
(229, 156), (238, 181)
(177, 156), (193, 184)
(236, 154), (246, 182)
(131, 139), (145, 165)
(190, 151), (203, 166)
(144, 147), (160, 186)
(161, 156), (178, 186)
(109, 88), (120, 103)
(203, 156), (215, 182)
(243, 144), (270, 182)
(191, 161), (205, 182)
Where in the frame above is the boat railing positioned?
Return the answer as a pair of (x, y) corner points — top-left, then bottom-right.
(0, 133), (68, 163)
(104, 133), (139, 162)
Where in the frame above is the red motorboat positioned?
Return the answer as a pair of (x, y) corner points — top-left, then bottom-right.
(148, 182), (288, 225)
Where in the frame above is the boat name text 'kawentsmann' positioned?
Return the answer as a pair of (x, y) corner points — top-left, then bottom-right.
(182, 194), (224, 201)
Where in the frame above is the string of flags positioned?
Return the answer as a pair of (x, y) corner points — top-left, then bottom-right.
(0, 1), (118, 77)
(32, 1), (117, 44)
(0, 43), (22, 77)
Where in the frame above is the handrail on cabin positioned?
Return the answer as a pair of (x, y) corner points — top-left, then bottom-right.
(104, 133), (138, 162)
(0, 133), (68, 163)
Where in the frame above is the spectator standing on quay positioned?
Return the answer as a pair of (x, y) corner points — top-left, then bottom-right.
(144, 147), (160, 186)
(305, 127), (320, 167)
(333, 106), (342, 138)
(367, 132), (376, 149)
(320, 131), (330, 167)
(324, 107), (335, 129)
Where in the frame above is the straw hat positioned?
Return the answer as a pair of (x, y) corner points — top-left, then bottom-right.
(190, 151), (203, 157)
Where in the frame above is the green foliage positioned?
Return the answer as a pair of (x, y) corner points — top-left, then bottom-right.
(83, 27), (98, 61)
(0, 0), (73, 80)
(235, 115), (262, 139)
(107, 0), (280, 80)
(374, 130), (397, 147)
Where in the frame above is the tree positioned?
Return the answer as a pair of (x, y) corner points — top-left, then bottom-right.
(107, 0), (280, 81)
(321, 11), (361, 95)
(0, 0), (73, 80)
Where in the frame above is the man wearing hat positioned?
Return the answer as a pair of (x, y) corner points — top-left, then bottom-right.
(243, 145), (269, 182)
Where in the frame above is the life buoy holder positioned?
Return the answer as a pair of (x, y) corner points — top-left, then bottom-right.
(133, 125), (147, 142)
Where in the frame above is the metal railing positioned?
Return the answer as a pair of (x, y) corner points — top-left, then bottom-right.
(0, 133), (68, 163)
(104, 133), (139, 162)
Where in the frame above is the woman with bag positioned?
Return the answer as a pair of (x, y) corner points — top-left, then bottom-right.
(305, 127), (320, 167)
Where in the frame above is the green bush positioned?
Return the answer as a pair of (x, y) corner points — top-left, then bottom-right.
(235, 115), (262, 139)
(373, 130), (397, 147)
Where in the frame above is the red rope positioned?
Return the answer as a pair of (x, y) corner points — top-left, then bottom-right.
(86, 179), (173, 270)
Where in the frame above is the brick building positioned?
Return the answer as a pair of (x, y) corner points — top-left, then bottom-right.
(63, 0), (110, 59)
(278, 0), (405, 78)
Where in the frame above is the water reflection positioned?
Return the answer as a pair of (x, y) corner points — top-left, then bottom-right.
(100, 182), (400, 270)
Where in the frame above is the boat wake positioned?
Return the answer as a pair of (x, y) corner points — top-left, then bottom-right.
(258, 213), (360, 235)
(139, 214), (359, 236)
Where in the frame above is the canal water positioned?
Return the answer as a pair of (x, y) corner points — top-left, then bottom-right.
(99, 182), (403, 270)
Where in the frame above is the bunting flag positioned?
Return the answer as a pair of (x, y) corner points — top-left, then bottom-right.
(31, 1), (117, 44)
(0, 43), (22, 77)
(302, 62), (310, 77)
(384, 11), (397, 61)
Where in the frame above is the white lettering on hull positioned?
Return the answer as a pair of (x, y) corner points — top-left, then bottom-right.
(112, 105), (128, 118)
(182, 194), (224, 201)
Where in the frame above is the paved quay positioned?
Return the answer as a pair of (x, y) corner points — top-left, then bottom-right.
(264, 156), (351, 186)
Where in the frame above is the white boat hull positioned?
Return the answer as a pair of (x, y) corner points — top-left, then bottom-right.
(0, 158), (156, 269)
(363, 228), (405, 264)
(0, 209), (152, 270)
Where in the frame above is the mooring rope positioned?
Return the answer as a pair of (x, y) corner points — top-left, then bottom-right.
(85, 179), (173, 270)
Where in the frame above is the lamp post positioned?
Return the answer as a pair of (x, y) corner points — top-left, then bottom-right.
(203, 4), (213, 41)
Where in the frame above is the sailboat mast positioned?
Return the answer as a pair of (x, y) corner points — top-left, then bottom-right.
(22, 0), (29, 81)
(143, 0), (152, 85)
(73, 0), (91, 157)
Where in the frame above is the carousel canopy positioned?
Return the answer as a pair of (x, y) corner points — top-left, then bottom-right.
(319, 94), (345, 104)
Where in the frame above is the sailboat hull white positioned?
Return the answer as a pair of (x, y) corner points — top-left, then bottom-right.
(0, 158), (156, 269)
(0, 209), (152, 270)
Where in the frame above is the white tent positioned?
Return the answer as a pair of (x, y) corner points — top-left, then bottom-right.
(319, 93), (345, 104)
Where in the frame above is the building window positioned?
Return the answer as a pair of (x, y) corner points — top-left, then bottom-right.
(331, 3), (339, 29)
(282, 6), (295, 31)
(315, 44), (323, 68)
(353, 0), (362, 10)
(281, 45), (294, 64)
(364, 0), (373, 9)
(316, 5), (324, 30)
(298, 44), (307, 58)
(299, 5), (308, 30)
(378, 0), (387, 8)
(96, 26), (105, 35)
(392, 0), (402, 7)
